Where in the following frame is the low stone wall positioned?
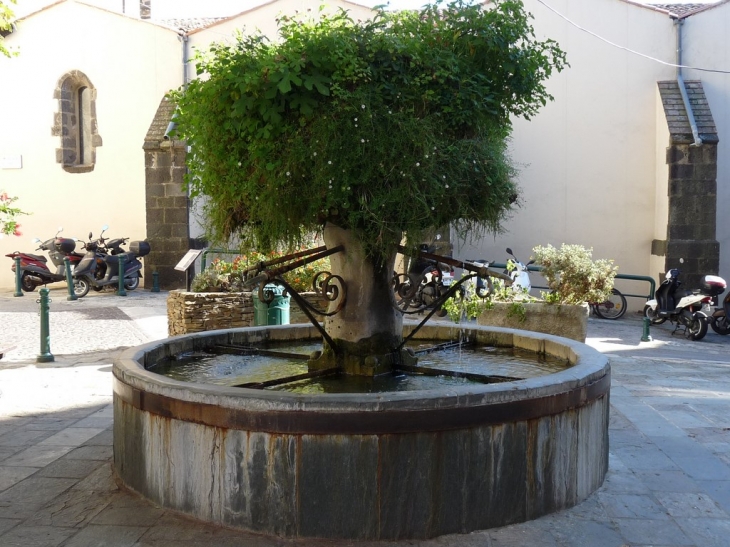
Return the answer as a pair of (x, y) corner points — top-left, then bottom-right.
(167, 291), (254, 336)
(167, 290), (330, 336)
(477, 301), (590, 342)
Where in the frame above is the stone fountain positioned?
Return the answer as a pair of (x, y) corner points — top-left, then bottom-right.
(112, 242), (609, 540)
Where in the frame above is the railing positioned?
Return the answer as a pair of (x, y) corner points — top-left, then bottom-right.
(485, 263), (655, 301)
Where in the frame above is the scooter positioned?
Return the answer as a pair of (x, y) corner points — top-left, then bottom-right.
(504, 247), (534, 295)
(710, 284), (730, 335)
(73, 228), (150, 297)
(5, 227), (86, 295)
(643, 269), (724, 340)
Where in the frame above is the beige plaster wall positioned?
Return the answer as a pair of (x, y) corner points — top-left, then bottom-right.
(0, 1), (182, 290)
(454, 0), (677, 309)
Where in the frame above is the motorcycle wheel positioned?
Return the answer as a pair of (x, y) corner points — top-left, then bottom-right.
(594, 289), (628, 320)
(124, 275), (139, 291)
(20, 272), (37, 292)
(687, 316), (708, 341)
(73, 278), (90, 298)
(710, 315), (730, 335)
(643, 304), (666, 325)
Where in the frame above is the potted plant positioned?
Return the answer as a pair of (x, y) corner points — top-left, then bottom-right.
(445, 244), (617, 341)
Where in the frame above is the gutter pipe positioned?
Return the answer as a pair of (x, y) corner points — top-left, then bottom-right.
(675, 17), (702, 146)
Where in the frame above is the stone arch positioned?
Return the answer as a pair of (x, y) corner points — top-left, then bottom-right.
(52, 70), (103, 173)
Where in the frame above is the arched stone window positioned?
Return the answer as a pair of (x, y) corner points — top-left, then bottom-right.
(52, 71), (103, 173)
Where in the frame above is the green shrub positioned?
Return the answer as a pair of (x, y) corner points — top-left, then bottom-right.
(532, 244), (616, 305)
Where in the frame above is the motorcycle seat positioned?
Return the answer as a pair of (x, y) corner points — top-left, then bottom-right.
(27, 254), (47, 262)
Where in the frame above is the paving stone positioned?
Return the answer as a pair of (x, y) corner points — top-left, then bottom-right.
(676, 517), (730, 547)
(0, 517), (20, 534)
(633, 469), (701, 493)
(1, 444), (75, 468)
(38, 427), (106, 447)
(598, 492), (671, 520)
(64, 444), (113, 461)
(24, 419), (79, 431)
(613, 517), (694, 546)
(71, 462), (119, 492)
(27, 489), (116, 528)
(0, 466), (38, 492)
(37, 457), (105, 479)
(0, 428), (55, 447)
(696, 480), (730, 514)
(489, 518), (558, 546)
(61, 524), (148, 547)
(0, 523), (77, 546)
(82, 429), (113, 446)
(655, 492), (728, 518)
(0, 477), (77, 509)
(91, 500), (166, 527)
(548, 519), (623, 547)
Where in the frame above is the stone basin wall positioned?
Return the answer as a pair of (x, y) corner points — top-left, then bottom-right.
(167, 290), (329, 336)
(477, 301), (590, 342)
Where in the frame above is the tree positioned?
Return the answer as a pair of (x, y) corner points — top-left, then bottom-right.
(172, 0), (566, 372)
(0, 0), (16, 58)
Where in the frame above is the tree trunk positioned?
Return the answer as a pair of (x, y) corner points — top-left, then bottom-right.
(309, 223), (408, 375)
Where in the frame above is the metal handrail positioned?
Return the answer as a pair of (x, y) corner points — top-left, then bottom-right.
(468, 262), (655, 300)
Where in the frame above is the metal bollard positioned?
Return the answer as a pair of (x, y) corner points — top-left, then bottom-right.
(151, 270), (160, 293)
(37, 287), (54, 363)
(63, 257), (77, 301)
(13, 255), (23, 297)
(117, 254), (127, 297)
(641, 317), (652, 342)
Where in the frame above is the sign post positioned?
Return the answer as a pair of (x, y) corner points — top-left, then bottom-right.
(175, 249), (203, 291)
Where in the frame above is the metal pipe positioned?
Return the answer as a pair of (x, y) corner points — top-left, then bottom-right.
(675, 18), (702, 146)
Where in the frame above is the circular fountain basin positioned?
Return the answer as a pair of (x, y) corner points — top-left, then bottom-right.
(113, 323), (609, 540)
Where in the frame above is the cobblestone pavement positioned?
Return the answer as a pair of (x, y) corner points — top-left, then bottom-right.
(2, 288), (730, 546)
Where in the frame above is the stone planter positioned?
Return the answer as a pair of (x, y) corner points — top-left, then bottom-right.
(167, 290), (330, 336)
(476, 301), (590, 342)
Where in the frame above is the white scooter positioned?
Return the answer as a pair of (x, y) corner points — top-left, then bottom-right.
(505, 247), (534, 296)
(643, 269), (725, 340)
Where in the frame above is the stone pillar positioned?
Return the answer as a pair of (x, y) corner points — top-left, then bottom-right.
(664, 143), (720, 288)
(655, 81), (719, 289)
(142, 97), (202, 290)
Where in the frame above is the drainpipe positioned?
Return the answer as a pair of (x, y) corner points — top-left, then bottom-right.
(180, 32), (189, 89)
(675, 17), (702, 146)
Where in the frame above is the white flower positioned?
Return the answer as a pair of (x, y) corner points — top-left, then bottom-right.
(388, 110), (392, 114)
(431, 207), (435, 210)
(445, 184), (450, 189)
(442, 175), (446, 179)
(355, 124), (358, 127)
(425, 154), (429, 159)
(361, 104), (366, 109)
(328, 160), (332, 165)
(237, 162), (242, 167)
(361, 139), (365, 143)
(313, 152), (317, 156)
(354, 117), (358, 121)
(347, 186), (351, 190)
(416, 162), (420, 167)
(286, 172), (291, 176)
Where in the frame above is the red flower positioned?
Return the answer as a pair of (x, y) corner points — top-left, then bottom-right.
(0, 192), (9, 202)
(13, 224), (22, 236)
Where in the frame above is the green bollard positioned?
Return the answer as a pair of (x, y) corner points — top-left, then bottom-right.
(37, 287), (54, 363)
(117, 254), (127, 297)
(151, 270), (160, 293)
(641, 317), (652, 342)
(13, 255), (23, 297)
(63, 257), (77, 301)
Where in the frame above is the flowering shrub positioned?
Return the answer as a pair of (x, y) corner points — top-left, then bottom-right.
(190, 250), (331, 293)
(0, 192), (29, 237)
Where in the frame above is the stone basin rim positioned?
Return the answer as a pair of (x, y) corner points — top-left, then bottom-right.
(113, 323), (609, 414)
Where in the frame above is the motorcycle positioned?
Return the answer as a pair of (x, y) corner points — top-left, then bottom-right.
(5, 227), (87, 296)
(643, 269), (724, 340)
(709, 282), (730, 335)
(73, 227), (150, 297)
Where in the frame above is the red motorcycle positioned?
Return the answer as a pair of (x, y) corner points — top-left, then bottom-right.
(5, 228), (85, 295)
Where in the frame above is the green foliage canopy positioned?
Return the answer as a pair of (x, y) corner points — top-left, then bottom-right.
(172, 0), (566, 259)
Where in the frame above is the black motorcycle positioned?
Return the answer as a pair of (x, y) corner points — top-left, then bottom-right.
(710, 283), (730, 335)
